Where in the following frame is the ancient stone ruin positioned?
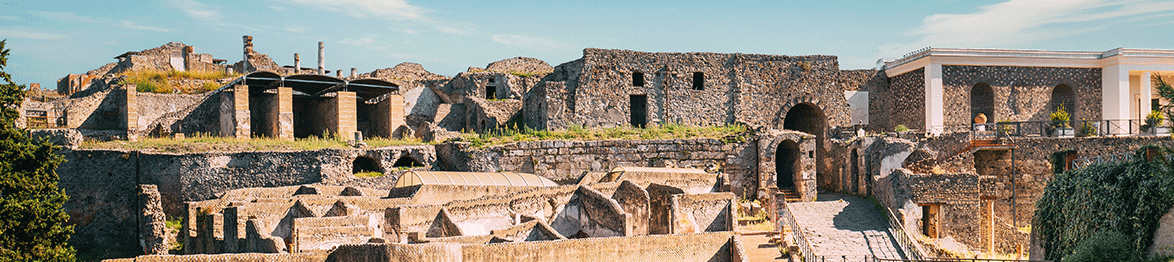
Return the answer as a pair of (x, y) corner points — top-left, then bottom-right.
(23, 36), (1174, 261)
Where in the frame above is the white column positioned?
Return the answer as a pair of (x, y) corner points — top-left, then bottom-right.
(925, 63), (944, 134)
(1142, 71), (1153, 116)
(1102, 65), (1131, 134)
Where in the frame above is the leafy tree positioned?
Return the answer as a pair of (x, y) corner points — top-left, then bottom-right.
(1154, 75), (1174, 123)
(0, 39), (76, 261)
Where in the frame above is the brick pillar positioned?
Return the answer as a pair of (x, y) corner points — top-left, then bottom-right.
(334, 91), (357, 140)
(219, 85), (250, 138)
(372, 94), (405, 138)
(124, 85), (139, 140)
(274, 87), (293, 140)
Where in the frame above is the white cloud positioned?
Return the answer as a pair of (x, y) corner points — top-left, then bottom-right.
(491, 34), (567, 50)
(0, 27), (67, 40)
(27, 11), (100, 23)
(282, 0), (473, 35)
(340, 35), (394, 50)
(880, 0), (1174, 56)
(119, 20), (170, 32)
(288, 0), (427, 20)
(171, 0), (220, 20)
(284, 27), (307, 33)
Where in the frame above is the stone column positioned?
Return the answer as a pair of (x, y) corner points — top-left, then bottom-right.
(1142, 71), (1153, 118)
(219, 85), (250, 138)
(924, 63), (944, 134)
(982, 195), (997, 256)
(293, 53), (300, 73)
(317, 42), (325, 75)
(350, 68), (357, 78)
(137, 185), (168, 255)
(1103, 64), (1131, 134)
(373, 94), (405, 138)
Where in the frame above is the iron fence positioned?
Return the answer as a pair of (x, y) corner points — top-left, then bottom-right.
(880, 205), (925, 260)
(777, 194), (818, 262)
(971, 119), (1165, 139)
(1073, 151), (1135, 169)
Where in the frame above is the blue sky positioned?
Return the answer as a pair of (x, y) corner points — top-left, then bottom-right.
(1, 0), (1173, 89)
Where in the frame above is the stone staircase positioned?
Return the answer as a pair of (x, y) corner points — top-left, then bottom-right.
(778, 188), (802, 202)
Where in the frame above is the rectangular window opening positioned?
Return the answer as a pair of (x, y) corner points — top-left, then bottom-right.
(921, 204), (941, 238)
(630, 94), (648, 128)
(485, 86), (496, 100)
(692, 72), (704, 90)
(633, 72), (645, 87)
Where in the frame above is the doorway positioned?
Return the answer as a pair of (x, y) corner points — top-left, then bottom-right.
(776, 140), (799, 189)
(630, 94), (648, 128)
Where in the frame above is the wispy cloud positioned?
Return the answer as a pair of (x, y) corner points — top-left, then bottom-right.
(284, 27), (307, 33)
(119, 20), (170, 32)
(282, 0), (472, 35)
(879, 0), (1174, 56)
(28, 11), (171, 33)
(0, 15), (19, 20)
(0, 27), (67, 40)
(171, 0), (220, 20)
(340, 35), (394, 50)
(27, 11), (100, 23)
(491, 34), (567, 50)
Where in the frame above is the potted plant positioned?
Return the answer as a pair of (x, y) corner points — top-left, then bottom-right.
(1144, 110), (1168, 135)
(1049, 105), (1074, 137)
(1079, 118), (1099, 137)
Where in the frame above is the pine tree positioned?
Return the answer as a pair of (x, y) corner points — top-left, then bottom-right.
(0, 39), (76, 261)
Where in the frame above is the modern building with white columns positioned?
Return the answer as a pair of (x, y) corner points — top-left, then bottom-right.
(883, 48), (1174, 135)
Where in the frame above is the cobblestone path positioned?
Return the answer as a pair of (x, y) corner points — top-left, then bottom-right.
(787, 192), (906, 260)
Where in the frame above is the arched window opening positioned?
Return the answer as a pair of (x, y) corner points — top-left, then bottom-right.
(971, 83), (994, 124)
(1050, 84), (1075, 119)
(392, 155), (423, 168)
(352, 156), (383, 175)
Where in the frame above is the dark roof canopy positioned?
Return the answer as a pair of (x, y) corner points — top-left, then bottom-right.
(239, 71), (398, 100)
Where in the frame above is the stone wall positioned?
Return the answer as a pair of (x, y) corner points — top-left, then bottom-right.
(941, 65), (1102, 129)
(444, 138), (757, 191)
(460, 231), (736, 262)
(885, 69), (925, 131)
(58, 146), (436, 256)
(525, 48), (884, 131)
(670, 193), (735, 234)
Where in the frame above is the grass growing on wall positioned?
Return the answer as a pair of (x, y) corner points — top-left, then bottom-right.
(118, 69), (238, 94)
(79, 133), (428, 153)
(461, 122), (751, 148)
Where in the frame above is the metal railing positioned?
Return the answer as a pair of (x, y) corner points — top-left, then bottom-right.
(1073, 151), (1135, 169)
(777, 194), (818, 262)
(971, 119), (1167, 139)
(880, 205), (926, 260)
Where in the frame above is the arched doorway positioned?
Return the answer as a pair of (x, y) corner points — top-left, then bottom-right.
(971, 83), (994, 124)
(352, 156), (383, 174)
(776, 140), (800, 189)
(783, 103), (827, 187)
(1050, 84), (1074, 118)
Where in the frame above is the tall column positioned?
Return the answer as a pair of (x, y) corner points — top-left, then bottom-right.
(317, 42), (325, 75)
(325, 91), (357, 140)
(293, 53), (300, 73)
(350, 68), (357, 78)
(1103, 65), (1131, 134)
(276, 87), (294, 140)
(924, 63), (944, 134)
(124, 84), (139, 140)
(1142, 71), (1153, 117)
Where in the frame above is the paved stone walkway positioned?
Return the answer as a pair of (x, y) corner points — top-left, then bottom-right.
(787, 192), (906, 260)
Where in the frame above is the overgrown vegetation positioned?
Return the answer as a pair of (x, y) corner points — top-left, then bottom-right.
(1035, 145), (1174, 261)
(0, 39), (76, 261)
(81, 133), (428, 153)
(461, 122), (750, 148)
(353, 171), (386, 178)
(509, 71), (542, 78)
(893, 124), (909, 132)
(118, 69), (237, 94)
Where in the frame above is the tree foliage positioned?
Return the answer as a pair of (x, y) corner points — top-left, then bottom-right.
(1034, 145), (1174, 261)
(0, 39), (76, 261)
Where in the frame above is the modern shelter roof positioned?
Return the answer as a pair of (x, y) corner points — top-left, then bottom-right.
(238, 71), (398, 100)
(393, 171), (559, 188)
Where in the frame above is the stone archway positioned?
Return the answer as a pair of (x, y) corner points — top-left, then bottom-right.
(775, 140), (800, 189)
(783, 103), (828, 188)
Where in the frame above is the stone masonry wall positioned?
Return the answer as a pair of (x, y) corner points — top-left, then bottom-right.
(445, 138), (757, 193)
(942, 65), (1102, 129)
(58, 146), (436, 256)
(885, 69), (925, 131)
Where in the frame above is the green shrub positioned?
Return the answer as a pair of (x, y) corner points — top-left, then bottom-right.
(1050, 105), (1071, 128)
(1035, 146), (1174, 261)
(893, 125), (909, 132)
(1064, 231), (1139, 262)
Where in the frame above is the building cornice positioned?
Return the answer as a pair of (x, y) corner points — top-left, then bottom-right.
(883, 47), (1174, 77)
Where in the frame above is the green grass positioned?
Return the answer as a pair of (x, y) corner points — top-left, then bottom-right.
(462, 122), (750, 148)
(509, 71), (543, 78)
(353, 171), (386, 178)
(80, 133), (429, 153)
(119, 69), (239, 94)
